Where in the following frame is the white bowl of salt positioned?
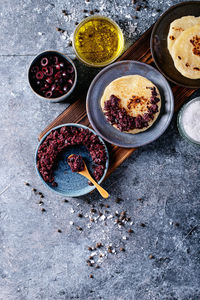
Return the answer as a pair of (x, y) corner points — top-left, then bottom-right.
(178, 97), (200, 146)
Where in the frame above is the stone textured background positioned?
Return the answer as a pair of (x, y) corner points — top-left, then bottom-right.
(0, 0), (199, 299)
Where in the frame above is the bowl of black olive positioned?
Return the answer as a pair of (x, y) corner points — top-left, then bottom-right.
(28, 50), (77, 102)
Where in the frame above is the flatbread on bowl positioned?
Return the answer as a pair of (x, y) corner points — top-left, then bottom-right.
(171, 24), (200, 79)
(167, 16), (200, 56)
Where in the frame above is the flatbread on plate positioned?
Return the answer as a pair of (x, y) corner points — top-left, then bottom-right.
(100, 75), (161, 134)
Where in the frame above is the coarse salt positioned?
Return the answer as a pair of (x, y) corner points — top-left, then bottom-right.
(182, 101), (200, 142)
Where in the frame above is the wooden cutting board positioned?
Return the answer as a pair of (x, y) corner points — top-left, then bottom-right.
(39, 26), (197, 179)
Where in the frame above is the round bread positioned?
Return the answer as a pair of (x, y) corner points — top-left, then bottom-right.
(171, 24), (200, 79)
(167, 16), (200, 56)
(100, 75), (161, 134)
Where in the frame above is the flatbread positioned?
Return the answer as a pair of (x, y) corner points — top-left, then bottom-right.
(167, 16), (200, 56)
(100, 75), (161, 134)
(171, 24), (200, 79)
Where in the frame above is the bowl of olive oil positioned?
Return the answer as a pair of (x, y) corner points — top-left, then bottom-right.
(73, 15), (124, 67)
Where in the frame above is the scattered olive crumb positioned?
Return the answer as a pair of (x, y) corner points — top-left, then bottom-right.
(156, 8), (161, 12)
(96, 242), (102, 248)
(99, 203), (104, 208)
(56, 27), (62, 32)
(149, 254), (154, 259)
(40, 194), (44, 199)
(136, 5), (141, 11)
(89, 274), (93, 278)
(128, 228), (133, 233)
(88, 247), (92, 251)
(62, 9), (67, 15)
(41, 208), (46, 213)
(140, 223), (146, 227)
(132, 0), (136, 4)
(38, 200), (44, 205)
(95, 265), (100, 269)
(108, 246), (112, 253)
(90, 218), (94, 222)
(90, 10), (94, 15)
(94, 8), (99, 13)
(24, 182), (30, 186)
(83, 9), (88, 12)
(174, 222), (180, 227)
(99, 212), (103, 217)
(78, 213), (83, 218)
(75, 21), (79, 25)
(91, 208), (97, 213)
(87, 261), (93, 267)
(105, 204), (110, 208)
(137, 198), (143, 202)
(77, 226), (83, 231)
(115, 197), (123, 203)
(120, 247), (125, 252)
(32, 188), (37, 192)
(38, 192), (42, 196)
(86, 0), (90, 2)
(60, 29), (65, 34)
(133, 15), (138, 19)
(57, 229), (62, 233)
(63, 199), (69, 203)
(68, 41), (72, 47)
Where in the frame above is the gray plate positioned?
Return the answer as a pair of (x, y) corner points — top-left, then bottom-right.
(86, 60), (174, 148)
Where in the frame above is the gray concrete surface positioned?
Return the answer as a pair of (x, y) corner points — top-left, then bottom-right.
(0, 0), (200, 299)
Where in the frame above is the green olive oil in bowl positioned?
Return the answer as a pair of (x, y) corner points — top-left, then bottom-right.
(73, 16), (124, 67)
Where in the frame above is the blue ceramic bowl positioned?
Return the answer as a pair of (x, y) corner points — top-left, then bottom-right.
(35, 124), (109, 197)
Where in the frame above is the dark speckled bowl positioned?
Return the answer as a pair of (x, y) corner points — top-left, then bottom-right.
(86, 60), (174, 148)
(35, 124), (109, 197)
(151, 1), (200, 88)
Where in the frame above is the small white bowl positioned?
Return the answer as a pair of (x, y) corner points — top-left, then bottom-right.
(177, 97), (200, 146)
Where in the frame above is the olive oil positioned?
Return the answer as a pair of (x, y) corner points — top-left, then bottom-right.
(73, 16), (124, 67)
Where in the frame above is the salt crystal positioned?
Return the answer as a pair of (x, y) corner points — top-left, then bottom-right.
(99, 215), (106, 221)
(107, 215), (113, 219)
(69, 221), (74, 225)
(182, 100), (200, 142)
(90, 252), (97, 257)
(122, 236), (127, 240)
(70, 208), (74, 213)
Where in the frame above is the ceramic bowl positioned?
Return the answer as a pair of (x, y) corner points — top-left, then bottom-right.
(28, 50), (77, 102)
(35, 123), (109, 197)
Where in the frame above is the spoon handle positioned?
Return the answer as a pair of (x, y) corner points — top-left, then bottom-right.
(86, 174), (109, 199)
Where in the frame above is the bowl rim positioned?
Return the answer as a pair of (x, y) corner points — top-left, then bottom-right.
(72, 15), (124, 67)
(86, 60), (174, 148)
(150, 1), (200, 89)
(35, 123), (109, 197)
(28, 50), (77, 102)
(177, 97), (200, 146)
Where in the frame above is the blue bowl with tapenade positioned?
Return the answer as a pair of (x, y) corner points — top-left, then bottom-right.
(35, 123), (109, 197)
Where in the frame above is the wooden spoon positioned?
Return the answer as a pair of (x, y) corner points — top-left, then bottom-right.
(68, 155), (109, 199)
